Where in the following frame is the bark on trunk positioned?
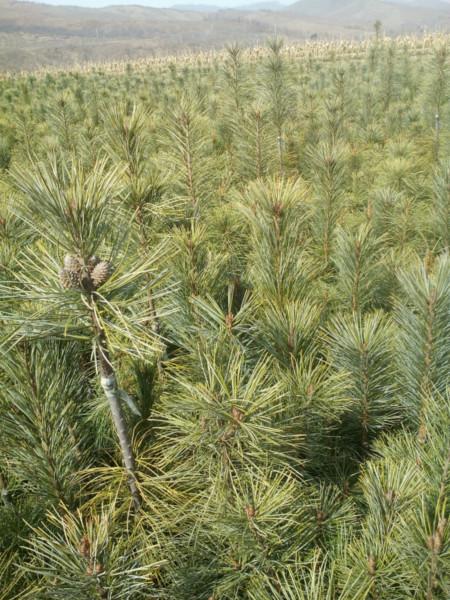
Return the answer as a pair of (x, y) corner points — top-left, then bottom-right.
(100, 371), (141, 509)
(92, 298), (141, 509)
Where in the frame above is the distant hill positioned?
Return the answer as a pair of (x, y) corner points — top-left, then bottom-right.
(171, 4), (220, 11)
(0, 0), (449, 71)
(238, 1), (283, 10)
(286, 0), (450, 28)
(390, 0), (449, 7)
(285, 0), (345, 17)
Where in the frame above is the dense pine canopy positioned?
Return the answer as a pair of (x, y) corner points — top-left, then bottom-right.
(0, 34), (449, 599)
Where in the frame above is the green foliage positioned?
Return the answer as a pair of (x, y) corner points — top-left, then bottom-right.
(327, 312), (398, 453)
(307, 141), (348, 269)
(393, 254), (450, 424)
(0, 342), (89, 506)
(24, 503), (163, 599)
(431, 161), (450, 252)
(332, 225), (385, 313)
(160, 94), (216, 221)
(0, 34), (449, 599)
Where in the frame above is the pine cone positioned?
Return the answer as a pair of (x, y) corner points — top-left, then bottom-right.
(64, 254), (82, 272)
(59, 268), (80, 289)
(87, 255), (101, 273)
(91, 261), (113, 288)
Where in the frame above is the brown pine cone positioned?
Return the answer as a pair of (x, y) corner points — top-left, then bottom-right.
(91, 261), (113, 288)
(59, 268), (80, 289)
(63, 254), (82, 272)
(87, 255), (101, 273)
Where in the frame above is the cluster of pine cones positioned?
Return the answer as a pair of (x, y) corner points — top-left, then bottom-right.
(59, 254), (113, 290)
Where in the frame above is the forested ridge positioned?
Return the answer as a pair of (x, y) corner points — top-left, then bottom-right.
(0, 34), (449, 599)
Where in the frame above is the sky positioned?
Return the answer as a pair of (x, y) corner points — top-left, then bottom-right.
(16, 0), (450, 9)
(18, 0), (292, 7)
(17, 0), (283, 5)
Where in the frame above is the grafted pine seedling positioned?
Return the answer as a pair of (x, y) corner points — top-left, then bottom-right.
(427, 44), (449, 160)
(160, 94), (215, 222)
(0, 341), (90, 508)
(237, 176), (311, 303)
(307, 141), (348, 272)
(327, 311), (398, 455)
(260, 38), (295, 176)
(394, 253), (449, 430)
(233, 103), (276, 180)
(430, 161), (450, 253)
(333, 224), (386, 314)
(339, 390), (450, 600)
(102, 102), (174, 360)
(60, 250), (141, 507)
(222, 43), (248, 116)
(23, 501), (164, 599)
(2, 155), (168, 509)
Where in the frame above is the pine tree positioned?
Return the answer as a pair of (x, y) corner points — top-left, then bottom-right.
(430, 162), (450, 253)
(393, 253), (449, 429)
(2, 155), (168, 508)
(327, 311), (398, 454)
(307, 141), (348, 271)
(260, 38), (295, 176)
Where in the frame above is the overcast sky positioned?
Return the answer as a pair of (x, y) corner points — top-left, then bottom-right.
(17, 0), (282, 5)
(20, 0), (292, 6)
(17, 0), (450, 8)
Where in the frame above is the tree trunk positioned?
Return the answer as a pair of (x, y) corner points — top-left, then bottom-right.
(92, 301), (141, 509)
